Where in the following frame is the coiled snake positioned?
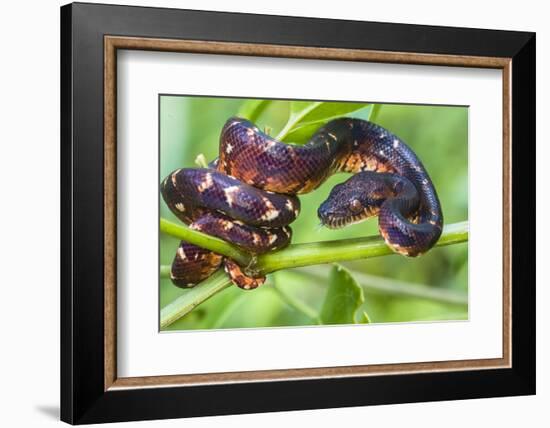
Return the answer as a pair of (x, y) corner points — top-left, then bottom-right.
(161, 117), (443, 289)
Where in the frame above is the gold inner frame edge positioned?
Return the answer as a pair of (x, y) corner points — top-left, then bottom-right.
(103, 36), (512, 391)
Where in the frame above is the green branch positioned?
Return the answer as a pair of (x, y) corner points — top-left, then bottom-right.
(160, 220), (468, 328)
(160, 269), (232, 329)
(160, 218), (250, 266)
(253, 221), (468, 275)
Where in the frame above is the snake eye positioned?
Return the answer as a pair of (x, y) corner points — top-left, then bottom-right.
(393, 181), (403, 194)
(349, 199), (363, 213)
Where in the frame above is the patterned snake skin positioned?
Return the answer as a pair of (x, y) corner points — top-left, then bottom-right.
(161, 117), (443, 289)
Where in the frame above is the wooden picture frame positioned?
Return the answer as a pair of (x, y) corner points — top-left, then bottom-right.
(61, 2), (535, 424)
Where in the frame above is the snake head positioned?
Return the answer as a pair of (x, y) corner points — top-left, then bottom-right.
(317, 172), (393, 229)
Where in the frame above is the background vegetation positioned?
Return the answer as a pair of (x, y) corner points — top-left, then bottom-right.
(159, 96), (468, 331)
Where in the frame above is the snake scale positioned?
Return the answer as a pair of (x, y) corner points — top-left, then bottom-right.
(161, 117), (443, 289)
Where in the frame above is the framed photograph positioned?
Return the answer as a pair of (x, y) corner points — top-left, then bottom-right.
(61, 2), (535, 424)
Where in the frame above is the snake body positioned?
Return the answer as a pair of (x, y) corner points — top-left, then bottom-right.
(161, 117), (443, 289)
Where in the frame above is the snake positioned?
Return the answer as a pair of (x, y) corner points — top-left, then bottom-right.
(161, 116), (443, 290)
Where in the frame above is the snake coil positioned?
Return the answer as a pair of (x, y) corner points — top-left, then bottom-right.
(161, 117), (443, 289)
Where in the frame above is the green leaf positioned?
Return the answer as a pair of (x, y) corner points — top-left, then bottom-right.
(280, 123), (321, 145)
(237, 99), (270, 123)
(276, 101), (371, 144)
(284, 104), (374, 144)
(320, 264), (367, 325)
(289, 101), (369, 126)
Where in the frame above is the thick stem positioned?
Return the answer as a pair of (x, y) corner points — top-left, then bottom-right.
(254, 221), (468, 275)
(160, 269), (232, 329)
(160, 220), (468, 328)
(160, 218), (251, 266)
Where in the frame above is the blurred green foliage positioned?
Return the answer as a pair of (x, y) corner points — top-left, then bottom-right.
(159, 96), (468, 331)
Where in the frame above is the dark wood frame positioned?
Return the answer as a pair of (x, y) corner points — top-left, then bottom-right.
(61, 2), (535, 424)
